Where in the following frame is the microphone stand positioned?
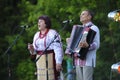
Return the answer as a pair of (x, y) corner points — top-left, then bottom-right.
(35, 21), (70, 80)
(3, 27), (26, 80)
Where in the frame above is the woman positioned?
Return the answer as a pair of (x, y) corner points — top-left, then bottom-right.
(28, 15), (63, 80)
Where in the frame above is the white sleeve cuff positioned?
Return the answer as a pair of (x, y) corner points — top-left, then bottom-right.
(29, 50), (37, 55)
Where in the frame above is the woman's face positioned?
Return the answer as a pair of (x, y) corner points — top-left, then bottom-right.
(38, 19), (46, 30)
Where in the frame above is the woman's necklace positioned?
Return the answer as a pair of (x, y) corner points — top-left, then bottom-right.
(39, 29), (49, 38)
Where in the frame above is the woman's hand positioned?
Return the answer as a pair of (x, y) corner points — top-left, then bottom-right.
(56, 64), (62, 72)
(28, 43), (34, 54)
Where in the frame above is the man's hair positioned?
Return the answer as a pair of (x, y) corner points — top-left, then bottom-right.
(85, 10), (95, 20)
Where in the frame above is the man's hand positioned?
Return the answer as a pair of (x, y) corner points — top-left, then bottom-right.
(66, 38), (70, 44)
(79, 40), (89, 48)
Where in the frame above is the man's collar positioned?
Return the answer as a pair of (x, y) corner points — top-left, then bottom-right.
(83, 22), (93, 27)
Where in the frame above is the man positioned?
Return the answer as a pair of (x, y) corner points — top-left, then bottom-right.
(66, 10), (100, 80)
(75, 10), (100, 80)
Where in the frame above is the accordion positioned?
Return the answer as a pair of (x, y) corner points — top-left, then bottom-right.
(65, 25), (96, 60)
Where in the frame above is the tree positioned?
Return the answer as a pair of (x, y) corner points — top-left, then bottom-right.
(1, 0), (120, 80)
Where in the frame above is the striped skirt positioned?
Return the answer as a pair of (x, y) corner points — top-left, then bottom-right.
(36, 50), (59, 80)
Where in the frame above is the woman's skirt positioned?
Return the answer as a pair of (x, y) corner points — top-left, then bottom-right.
(36, 50), (59, 80)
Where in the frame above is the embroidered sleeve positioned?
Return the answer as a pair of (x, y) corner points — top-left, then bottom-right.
(33, 32), (39, 50)
(52, 31), (63, 64)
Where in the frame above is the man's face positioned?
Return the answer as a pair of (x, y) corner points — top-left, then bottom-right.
(80, 11), (91, 24)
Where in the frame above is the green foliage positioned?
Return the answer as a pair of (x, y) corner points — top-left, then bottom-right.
(1, 0), (120, 80)
(15, 59), (36, 80)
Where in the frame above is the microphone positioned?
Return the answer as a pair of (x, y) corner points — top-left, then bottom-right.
(62, 19), (73, 23)
(20, 25), (30, 28)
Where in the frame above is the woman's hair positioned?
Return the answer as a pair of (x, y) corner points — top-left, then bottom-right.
(38, 15), (51, 29)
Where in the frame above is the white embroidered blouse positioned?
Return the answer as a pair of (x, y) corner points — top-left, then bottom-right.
(33, 29), (63, 64)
